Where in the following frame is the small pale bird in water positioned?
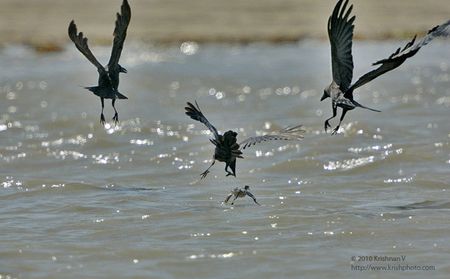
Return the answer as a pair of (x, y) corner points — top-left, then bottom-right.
(322, 0), (450, 135)
(68, 0), (131, 125)
(224, 185), (260, 206)
(185, 101), (305, 179)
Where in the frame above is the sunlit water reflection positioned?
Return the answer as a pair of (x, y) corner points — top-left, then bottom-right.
(0, 41), (449, 278)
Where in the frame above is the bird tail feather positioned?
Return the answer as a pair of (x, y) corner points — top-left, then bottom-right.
(84, 86), (105, 98)
(115, 91), (128, 99)
(84, 86), (128, 100)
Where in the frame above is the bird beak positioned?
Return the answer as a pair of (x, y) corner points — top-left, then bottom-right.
(320, 93), (328, 101)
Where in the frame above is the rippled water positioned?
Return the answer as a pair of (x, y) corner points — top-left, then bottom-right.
(1, 41), (450, 278)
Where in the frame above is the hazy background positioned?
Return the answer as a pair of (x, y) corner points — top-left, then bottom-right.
(1, 0), (450, 48)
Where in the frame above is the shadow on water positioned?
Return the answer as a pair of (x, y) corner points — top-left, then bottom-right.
(103, 185), (163, 192)
(391, 200), (450, 210)
(348, 200), (450, 220)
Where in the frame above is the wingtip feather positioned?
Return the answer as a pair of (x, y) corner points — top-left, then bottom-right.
(68, 20), (76, 36)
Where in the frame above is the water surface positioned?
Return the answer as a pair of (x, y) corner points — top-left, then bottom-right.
(1, 41), (450, 278)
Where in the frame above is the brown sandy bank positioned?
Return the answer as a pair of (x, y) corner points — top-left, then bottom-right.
(0, 0), (449, 50)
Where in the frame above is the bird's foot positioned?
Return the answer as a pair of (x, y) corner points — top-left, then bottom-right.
(200, 170), (210, 179)
(112, 113), (119, 125)
(225, 171), (235, 177)
(100, 114), (106, 126)
(331, 126), (340, 135)
(324, 120), (331, 133)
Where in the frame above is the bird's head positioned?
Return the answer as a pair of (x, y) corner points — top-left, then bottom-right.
(223, 130), (237, 145)
(244, 185), (250, 190)
(119, 64), (128, 74)
(320, 89), (330, 101)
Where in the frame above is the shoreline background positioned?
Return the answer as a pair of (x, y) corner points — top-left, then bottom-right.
(1, 0), (449, 50)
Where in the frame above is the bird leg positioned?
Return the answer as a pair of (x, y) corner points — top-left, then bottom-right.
(225, 160), (236, 177)
(225, 165), (234, 177)
(324, 105), (337, 133)
(112, 99), (119, 125)
(332, 109), (348, 135)
(200, 160), (215, 179)
(100, 98), (106, 125)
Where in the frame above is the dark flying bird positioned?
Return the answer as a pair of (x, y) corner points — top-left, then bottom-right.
(322, 0), (450, 135)
(68, 0), (131, 125)
(224, 185), (260, 206)
(185, 101), (305, 179)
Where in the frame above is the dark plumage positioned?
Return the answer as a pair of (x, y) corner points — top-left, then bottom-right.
(68, 0), (131, 125)
(322, 0), (450, 134)
(185, 101), (305, 179)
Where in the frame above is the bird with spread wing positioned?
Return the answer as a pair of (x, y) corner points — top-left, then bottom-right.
(224, 186), (260, 206)
(322, 0), (450, 135)
(68, 0), (131, 126)
(185, 101), (305, 179)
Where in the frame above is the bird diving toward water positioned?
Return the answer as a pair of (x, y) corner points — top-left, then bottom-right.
(322, 0), (450, 135)
(185, 101), (305, 179)
(224, 186), (260, 206)
(68, 0), (131, 125)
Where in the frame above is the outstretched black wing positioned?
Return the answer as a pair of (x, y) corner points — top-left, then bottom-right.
(107, 0), (131, 73)
(185, 101), (220, 141)
(239, 125), (305, 150)
(346, 20), (450, 98)
(328, 0), (355, 92)
(68, 20), (106, 74)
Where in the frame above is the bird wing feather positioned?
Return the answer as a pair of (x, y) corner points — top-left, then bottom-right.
(239, 125), (305, 150)
(185, 101), (220, 141)
(346, 20), (450, 98)
(328, 0), (355, 92)
(246, 191), (260, 205)
(68, 20), (106, 73)
(224, 193), (233, 204)
(107, 0), (131, 72)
